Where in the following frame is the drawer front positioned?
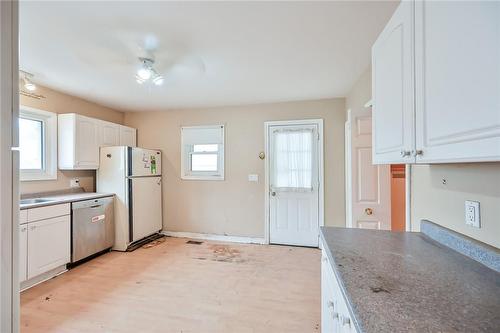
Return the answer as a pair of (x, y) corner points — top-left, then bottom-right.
(19, 209), (28, 224)
(27, 203), (70, 222)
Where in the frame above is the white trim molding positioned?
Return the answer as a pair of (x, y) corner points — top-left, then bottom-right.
(264, 119), (325, 246)
(1, 1), (19, 331)
(180, 124), (225, 181)
(19, 105), (57, 181)
(161, 230), (266, 245)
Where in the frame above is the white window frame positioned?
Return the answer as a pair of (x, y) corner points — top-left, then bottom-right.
(181, 125), (225, 181)
(19, 106), (57, 181)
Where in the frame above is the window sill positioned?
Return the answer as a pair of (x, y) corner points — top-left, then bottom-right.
(181, 175), (224, 181)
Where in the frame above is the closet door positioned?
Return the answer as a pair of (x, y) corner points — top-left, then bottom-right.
(415, 1), (500, 163)
(371, 1), (415, 164)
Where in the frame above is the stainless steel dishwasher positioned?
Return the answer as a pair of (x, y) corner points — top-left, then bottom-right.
(71, 196), (114, 263)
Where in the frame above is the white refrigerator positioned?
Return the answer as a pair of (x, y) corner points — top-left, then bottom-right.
(97, 146), (162, 251)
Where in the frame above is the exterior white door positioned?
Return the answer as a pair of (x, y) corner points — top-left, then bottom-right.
(27, 215), (70, 279)
(347, 110), (391, 230)
(414, 0), (500, 163)
(268, 122), (321, 247)
(372, 0), (415, 164)
(130, 176), (163, 242)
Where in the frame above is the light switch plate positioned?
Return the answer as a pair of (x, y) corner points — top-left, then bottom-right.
(248, 174), (259, 182)
(465, 200), (480, 228)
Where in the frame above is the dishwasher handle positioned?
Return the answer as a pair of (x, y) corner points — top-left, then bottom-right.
(72, 197), (113, 210)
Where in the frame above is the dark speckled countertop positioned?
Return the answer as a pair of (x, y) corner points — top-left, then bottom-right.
(320, 227), (500, 333)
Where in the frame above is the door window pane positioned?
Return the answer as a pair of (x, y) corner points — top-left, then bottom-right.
(19, 118), (43, 170)
(273, 129), (313, 189)
(191, 154), (218, 171)
(193, 144), (218, 152)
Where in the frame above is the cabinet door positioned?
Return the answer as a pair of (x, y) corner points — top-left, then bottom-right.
(19, 225), (28, 283)
(101, 121), (120, 147)
(119, 125), (137, 147)
(372, 1), (415, 164)
(27, 215), (70, 279)
(75, 115), (100, 169)
(321, 255), (336, 333)
(415, 1), (500, 163)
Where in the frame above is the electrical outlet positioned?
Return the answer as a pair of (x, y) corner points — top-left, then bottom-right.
(465, 200), (480, 228)
(70, 178), (80, 188)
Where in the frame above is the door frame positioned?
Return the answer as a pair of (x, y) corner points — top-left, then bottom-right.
(264, 119), (324, 245)
(1, 0), (19, 331)
(345, 110), (412, 231)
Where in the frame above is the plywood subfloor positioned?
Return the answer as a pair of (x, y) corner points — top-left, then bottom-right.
(21, 237), (321, 333)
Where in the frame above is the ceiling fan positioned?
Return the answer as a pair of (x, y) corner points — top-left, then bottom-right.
(128, 35), (205, 87)
(135, 57), (164, 86)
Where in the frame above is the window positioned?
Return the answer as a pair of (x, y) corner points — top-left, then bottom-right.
(181, 125), (224, 180)
(19, 107), (57, 181)
(272, 128), (314, 190)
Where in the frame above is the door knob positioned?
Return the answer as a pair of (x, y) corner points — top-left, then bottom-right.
(365, 208), (373, 215)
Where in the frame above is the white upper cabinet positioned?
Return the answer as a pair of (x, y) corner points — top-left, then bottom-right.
(372, 1), (415, 164)
(414, 1), (500, 163)
(59, 114), (101, 169)
(373, 0), (500, 164)
(119, 125), (137, 147)
(100, 121), (120, 147)
(59, 114), (137, 169)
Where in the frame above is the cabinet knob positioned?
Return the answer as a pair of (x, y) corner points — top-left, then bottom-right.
(327, 301), (334, 309)
(364, 208), (373, 215)
(332, 312), (339, 320)
(400, 150), (411, 157)
(342, 317), (351, 326)
(415, 149), (423, 156)
(271, 191), (276, 197)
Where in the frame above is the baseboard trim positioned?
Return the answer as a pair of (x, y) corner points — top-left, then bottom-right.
(161, 230), (266, 245)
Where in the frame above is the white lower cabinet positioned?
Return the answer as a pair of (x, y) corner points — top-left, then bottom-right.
(321, 245), (357, 333)
(19, 225), (28, 283)
(27, 215), (70, 279)
(20, 204), (71, 287)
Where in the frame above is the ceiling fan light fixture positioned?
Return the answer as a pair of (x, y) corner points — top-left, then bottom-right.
(137, 67), (152, 80)
(20, 70), (37, 91)
(135, 75), (146, 84)
(24, 80), (37, 91)
(152, 75), (164, 86)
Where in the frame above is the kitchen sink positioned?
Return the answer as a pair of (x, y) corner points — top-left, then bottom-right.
(20, 198), (55, 205)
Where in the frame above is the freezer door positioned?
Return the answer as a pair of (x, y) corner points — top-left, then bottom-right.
(130, 176), (163, 242)
(129, 148), (162, 177)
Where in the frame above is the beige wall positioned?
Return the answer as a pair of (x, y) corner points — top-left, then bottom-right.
(346, 67), (500, 249)
(345, 67), (371, 117)
(125, 99), (346, 238)
(20, 85), (125, 194)
(411, 163), (500, 248)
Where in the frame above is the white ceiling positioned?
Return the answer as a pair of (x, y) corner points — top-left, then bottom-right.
(20, 1), (397, 112)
